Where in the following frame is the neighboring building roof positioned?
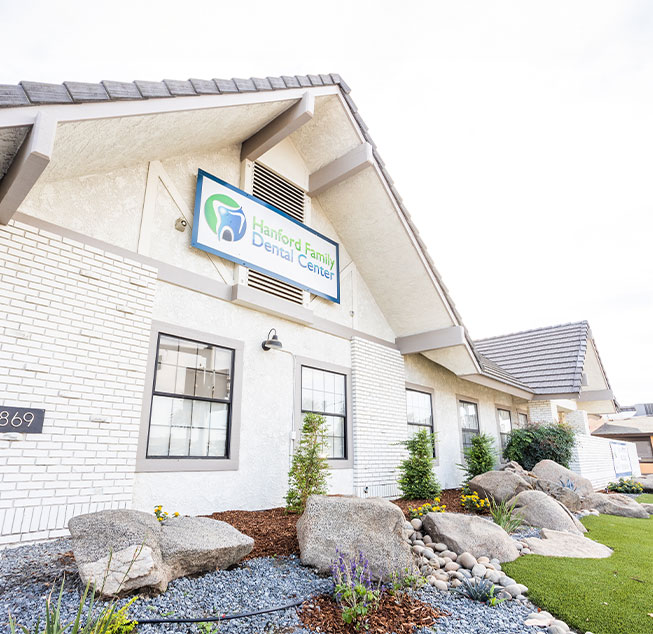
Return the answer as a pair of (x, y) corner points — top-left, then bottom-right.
(474, 321), (589, 395)
(593, 416), (653, 436)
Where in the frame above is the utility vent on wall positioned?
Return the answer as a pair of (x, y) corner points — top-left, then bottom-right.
(252, 162), (306, 223)
(247, 162), (306, 305)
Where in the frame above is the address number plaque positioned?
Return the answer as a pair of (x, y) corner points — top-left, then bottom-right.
(0, 406), (45, 433)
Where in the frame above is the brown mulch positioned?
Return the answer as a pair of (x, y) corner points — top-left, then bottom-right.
(391, 488), (490, 517)
(298, 593), (448, 634)
(203, 507), (299, 560)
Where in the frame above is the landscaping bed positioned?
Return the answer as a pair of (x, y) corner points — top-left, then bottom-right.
(392, 488), (483, 517)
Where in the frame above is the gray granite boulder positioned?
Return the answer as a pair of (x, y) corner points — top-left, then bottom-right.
(69, 510), (253, 596)
(535, 478), (583, 512)
(508, 490), (586, 535)
(296, 495), (415, 580)
(584, 492), (649, 519)
(523, 528), (613, 558)
(531, 460), (595, 498)
(635, 475), (653, 492)
(422, 512), (519, 562)
(468, 470), (532, 503)
(639, 503), (653, 515)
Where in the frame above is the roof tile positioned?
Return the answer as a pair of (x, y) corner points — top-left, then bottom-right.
(20, 81), (72, 104)
(232, 78), (256, 92)
(63, 82), (109, 103)
(101, 81), (142, 100)
(267, 76), (286, 90)
(164, 79), (197, 96)
(0, 84), (30, 107)
(281, 75), (300, 89)
(213, 78), (238, 93)
(189, 78), (219, 94)
(135, 81), (172, 98)
(295, 75), (312, 88)
(252, 77), (273, 91)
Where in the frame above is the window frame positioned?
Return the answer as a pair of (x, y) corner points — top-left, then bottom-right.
(405, 384), (438, 465)
(136, 322), (244, 472)
(457, 396), (481, 455)
(295, 356), (353, 469)
(496, 407), (513, 451)
(518, 411), (529, 427)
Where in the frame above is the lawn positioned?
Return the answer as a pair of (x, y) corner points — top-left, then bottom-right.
(636, 493), (653, 504)
(502, 514), (653, 634)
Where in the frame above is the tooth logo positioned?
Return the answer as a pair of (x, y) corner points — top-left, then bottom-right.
(204, 194), (247, 242)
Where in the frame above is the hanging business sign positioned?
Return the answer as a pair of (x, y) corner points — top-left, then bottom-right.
(192, 170), (340, 303)
(610, 441), (633, 477)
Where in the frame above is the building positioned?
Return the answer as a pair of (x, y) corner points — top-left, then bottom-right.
(0, 74), (637, 546)
(593, 418), (653, 475)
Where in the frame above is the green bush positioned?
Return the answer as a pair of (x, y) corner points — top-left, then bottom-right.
(285, 413), (331, 514)
(458, 433), (496, 482)
(503, 423), (575, 471)
(397, 428), (441, 500)
(607, 478), (643, 494)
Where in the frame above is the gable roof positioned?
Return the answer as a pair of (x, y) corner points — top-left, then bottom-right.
(474, 321), (590, 395)
(593, 417), (653, 436)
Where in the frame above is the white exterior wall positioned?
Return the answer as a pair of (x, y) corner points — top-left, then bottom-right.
(0, 220), (156, 545)
(351, 337), (407, 498)
(570, 435), (641, 490)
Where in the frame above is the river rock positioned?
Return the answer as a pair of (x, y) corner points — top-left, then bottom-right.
(523, 528), (613, 558)
(583, 492), (649, 519)
(468, 470), (532, 503)
(509, 490), (586, 535)
(531, 460), (595, 497)
(422, 512), (519, 562)
(69, 510), (253, 596)
(296, 495), (416, 579)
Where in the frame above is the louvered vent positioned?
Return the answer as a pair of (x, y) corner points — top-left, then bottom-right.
(252, 162), (305, 222)
(247, 269), (304, 304)
(246, 163), (306, 305)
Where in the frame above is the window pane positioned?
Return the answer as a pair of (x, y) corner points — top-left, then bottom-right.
(169, 425), (191, 456)
(407, 390), (432, 427)
(147, 425), (170, 456)
(498, 409), (512, 434)
(518, 413), (528, 426)
(189, 426), (210, 456)
(460, 401), (479, 432)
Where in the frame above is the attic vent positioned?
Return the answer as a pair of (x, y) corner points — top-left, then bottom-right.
(247, 269), (304, 305)
(252, 162), (306, 222)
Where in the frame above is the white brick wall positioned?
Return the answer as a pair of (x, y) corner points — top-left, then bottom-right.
(0, 220), (156, 545)
(351, 337), (407, 498)
(527, 400), (559, 424)
(570, 435), (641, 490)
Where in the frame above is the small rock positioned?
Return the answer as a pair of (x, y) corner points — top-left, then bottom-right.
(458, 552), (477, 569)
(490, 558), (501, 569)
(414, 539), (425, 547)
(437, 557), (447, 567)
(433, 579), (448, 591)
(485, 570), (501, 583)
(504, 584), (522, 597)
(420, 565), (430, 575)
(521, 548), (532, 555)
(441, 550), (458, 561)
(498, 590), (512, 600)
(499, 575), (516, 587)
(548, 627), (566, 634)
(551, 619), (570, 631)
(450, 578), (462, 587)
(477, 556), (490, 565)
(412, 545), (424, 555)
(444, 561), (460, 572)
(404, 521), (414, 532)
(411, 518), (423, 530)
(415, 531), (423, 540)
(423, 534), (433, 545)
(471, 563), (487, 578)
(459, 569), (472, 578)
(434, 542), (448, 552)
(515, 542), (523, 550)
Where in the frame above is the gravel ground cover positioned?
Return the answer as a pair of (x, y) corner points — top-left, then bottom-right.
(1, 538), (542, 634)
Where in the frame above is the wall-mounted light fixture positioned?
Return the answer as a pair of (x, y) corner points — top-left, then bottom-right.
(261, 328), (283, 351)
(175, 217), (188, 232)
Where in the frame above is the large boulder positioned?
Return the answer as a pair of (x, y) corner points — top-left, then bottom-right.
(69, 510), (253, 596)
(523, 528), (613, 558)
(421, 512), (519, 562)
(296, 496), (415, 580)
(531, 460), (595, 498)
(508, 490), (586, 535)
(635, 475), (653, 492)
(468, 470), (532, 503)
(535, 479), (583, 512)
(584, 493), (649, 519)
(639, 503), (653, 515)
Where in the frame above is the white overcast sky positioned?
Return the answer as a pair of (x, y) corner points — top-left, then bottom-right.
(1, 0), (651, 405)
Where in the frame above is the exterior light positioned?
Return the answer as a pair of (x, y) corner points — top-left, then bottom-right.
(262, 328), (282, 351)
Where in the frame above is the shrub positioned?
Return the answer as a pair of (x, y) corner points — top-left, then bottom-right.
(502, 423), (575, 471)
(285, 413), (331, 514)
(408, 499), (446, 519)
(331, 550), (381, 629)
(607, 478), (643, 494)
(461, 491), (490, 512)
(8, 579), (137, 634)
(397, 428), (441, 500)
(458, 434), (496, 482)
(489, 498), (523, 534)
(453, 577), (506, 606)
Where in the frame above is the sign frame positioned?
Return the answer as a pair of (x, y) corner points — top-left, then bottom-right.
(191, 169), (340, 304)
(610, 441), (633, 478)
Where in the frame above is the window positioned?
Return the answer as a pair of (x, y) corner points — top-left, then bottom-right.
(146, 333), (234, 458)
(406, 389), (435, 455)
(518, 412), (528, 427)
(459, 400), (480, 451)
(635, 439), (653, 461)
(301, 366), (347, 459)
(497, 408), (512, 449)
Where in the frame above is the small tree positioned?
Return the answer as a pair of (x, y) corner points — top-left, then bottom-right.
(285, 413), (331, 514)
(459, 433), (496, 482)
(397, 428), (441, 500)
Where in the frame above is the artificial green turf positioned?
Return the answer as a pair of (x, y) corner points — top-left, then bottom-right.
(636, 493), (653, 504)
(502, 514), (653, 634)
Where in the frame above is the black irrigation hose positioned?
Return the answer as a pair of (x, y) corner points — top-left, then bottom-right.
(134, 597), (306, 626)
